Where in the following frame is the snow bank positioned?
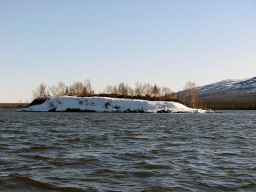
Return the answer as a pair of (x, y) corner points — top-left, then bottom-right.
(18, 96), (212, 113)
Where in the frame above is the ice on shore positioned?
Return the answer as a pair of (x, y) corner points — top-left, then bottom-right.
(18, 96), (212, 113)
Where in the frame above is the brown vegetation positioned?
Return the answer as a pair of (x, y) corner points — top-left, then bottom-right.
(0, 103), (29, 108)
(32, 80), (178, 102)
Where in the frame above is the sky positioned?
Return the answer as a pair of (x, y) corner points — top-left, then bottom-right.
(0, 0), (255, 102)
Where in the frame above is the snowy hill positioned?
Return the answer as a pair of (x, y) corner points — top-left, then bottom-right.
(198, 79), (243, 94)
(18, 96), (211, 113)
(222, 76), (256, 90)
(198, 76), (256, 100)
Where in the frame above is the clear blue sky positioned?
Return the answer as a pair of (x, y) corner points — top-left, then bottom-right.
(1, 0), (255, 102)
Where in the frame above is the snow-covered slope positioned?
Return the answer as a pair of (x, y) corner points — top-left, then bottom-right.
(18, 96), (211, 113)
(198, 76), (256, 94)
(223, 76), (256, 90)
(198, 79), (244, 94)
(198, 76), (256, 100)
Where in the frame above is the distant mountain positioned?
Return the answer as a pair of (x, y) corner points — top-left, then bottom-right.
(198, 79), (243, 94)
(222, 76), (256, 90)
(198, 76), (256, 101)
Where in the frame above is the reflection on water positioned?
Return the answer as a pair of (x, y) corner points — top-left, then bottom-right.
(0, 109), (256, 191)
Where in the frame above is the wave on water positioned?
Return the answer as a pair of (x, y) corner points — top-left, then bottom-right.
(1, 109), (256, 191)
(0, 175), (89, 192)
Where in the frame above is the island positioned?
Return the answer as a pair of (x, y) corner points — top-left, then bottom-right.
(18, 96), (212, 113)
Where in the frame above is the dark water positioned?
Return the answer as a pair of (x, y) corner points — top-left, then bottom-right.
(0, 109), (256, 192)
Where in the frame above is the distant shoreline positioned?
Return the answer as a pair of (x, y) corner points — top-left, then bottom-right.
(0, 103), (29, 109)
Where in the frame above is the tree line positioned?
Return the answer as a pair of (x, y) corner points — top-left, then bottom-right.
(33, 80), (176, 100)
(33, 80), (199, 106)
(32, 80), (94, 99)
(202, 98), (256, 110)
(0, 103), (29, 108)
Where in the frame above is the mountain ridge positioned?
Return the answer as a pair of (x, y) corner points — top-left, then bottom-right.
(197, 76), (256, 101)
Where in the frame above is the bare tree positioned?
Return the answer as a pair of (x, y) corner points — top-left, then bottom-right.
(118, 82), (128, 97)
(57, 81), (66, 96)
(84, 79), (94, 96)
(112, 85), (118, 95)
(152, 84), (160, 98)
(134, 82), (144, 96)
(127, 85), (134, 96)
(143, 83), (153, 97)
(65, 86), (70, 95)
(71, 81), (84, 96)
(32, 83), (48, 99)
(104, 85), (113, 94)
(161, 87), (172, 99)
(180, 90), (186, 104)
(184, 81), (198, 108)
(48, 85), (58, 97)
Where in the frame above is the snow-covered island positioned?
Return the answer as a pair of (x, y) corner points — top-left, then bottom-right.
(18, 96), (212, 113)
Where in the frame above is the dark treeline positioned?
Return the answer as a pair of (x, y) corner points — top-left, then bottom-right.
(0, 103), (29, 108)
(202, 98), (256, 110)
(33, 80), (180, 102)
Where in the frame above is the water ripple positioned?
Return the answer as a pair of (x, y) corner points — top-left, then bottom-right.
(0, 109), (256, 191)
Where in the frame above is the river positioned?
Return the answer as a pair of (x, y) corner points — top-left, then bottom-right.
(0, 109), (256, 191)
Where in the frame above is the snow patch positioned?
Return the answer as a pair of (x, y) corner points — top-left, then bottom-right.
(17, 96), (212, 113)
